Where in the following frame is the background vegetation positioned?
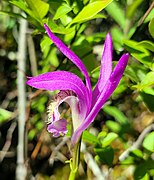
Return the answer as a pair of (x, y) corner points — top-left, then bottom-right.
(0, 0), (154, 179)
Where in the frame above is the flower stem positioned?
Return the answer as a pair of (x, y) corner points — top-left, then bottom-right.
(69, 137), (81, 180)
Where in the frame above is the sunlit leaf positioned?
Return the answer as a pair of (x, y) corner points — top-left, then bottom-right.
(103, 106), (129, 125)
(69, 0), (113, 25)
(123, 39), (152, 67)
(0, 108), (13, 123)
(138, 40), (154, 52)
(143, 131), (154, 152)
(47, 20), (75, 34)
(140, 71), (154, 89)
(149, 17), (154, 38)
(144, 8), (154, 23)
(100, 132), (118, 147)
(25, 0), (49, 20)
(134, 71), (154, 91)
(82, 130), (99, 144)
(130, 149), (144, 159)
(106, 120), (121, 133)
(53, 3), (72, 20)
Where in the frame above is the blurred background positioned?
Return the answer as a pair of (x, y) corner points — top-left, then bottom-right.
(0, 0), (154, 179)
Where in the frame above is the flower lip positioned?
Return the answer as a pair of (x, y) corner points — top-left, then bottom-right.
(47, 119), (68, 137)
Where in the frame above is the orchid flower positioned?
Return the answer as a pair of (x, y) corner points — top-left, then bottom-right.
(27, 24), (129, 146)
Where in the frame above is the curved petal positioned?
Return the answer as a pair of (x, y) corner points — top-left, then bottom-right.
(44, 24), (92, 102)
(47, 91), (83, 131)
(26, 71), (89, 114)
(47, 119), (68, 137)
(72, 53), (129, 144)
(92, 33), (112, 105)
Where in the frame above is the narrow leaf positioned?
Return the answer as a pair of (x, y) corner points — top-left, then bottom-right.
(105, 1), (125, 29)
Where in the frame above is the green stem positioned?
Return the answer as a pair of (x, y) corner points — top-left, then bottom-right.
(69, 137), (81, 180)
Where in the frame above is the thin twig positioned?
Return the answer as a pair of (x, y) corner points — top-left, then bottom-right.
(119, 123), (154, 161)
(49, 136), (69, 165)
(137, 0), (154, 27)
(16, 17), (27, 180)
(1, 90), (17, 109)
(81, 142), (105, 180)
(27, 34), (38, 76)
(0, 121), (17, 162)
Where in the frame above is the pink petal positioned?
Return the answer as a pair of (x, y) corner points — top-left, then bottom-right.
(47, 91), (83, 131)
(47, 119), (68, 137)
(44, 24), (92, 101)
(92, 33), (112, 105)
(27, 71), (90, 114)
(72, 53), (129, 144)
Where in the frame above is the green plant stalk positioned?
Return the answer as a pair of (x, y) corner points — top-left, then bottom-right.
(69, 137), (81, 180)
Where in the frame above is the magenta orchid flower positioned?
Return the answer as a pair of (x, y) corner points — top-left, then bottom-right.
(27, 24), (129, 145)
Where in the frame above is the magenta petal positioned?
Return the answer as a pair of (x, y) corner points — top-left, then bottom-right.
(92, 33), (112, 105)
(27, 71), (90, 113)
(71, 53), (129, 144)
(47, 91), (83, 131)
(47, 119), (68, 137)
(44, 24), (92, 100)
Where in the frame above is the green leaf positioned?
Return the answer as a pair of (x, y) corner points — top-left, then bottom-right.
(53, 3), (72, 20)
(144, 8), (154, 23)
(0, 108), (13, 123)
(140, 91), (154, 112)
(94, 146), (114, 166)
(28, 129), (37, 140)
(105, 1), (125, 29)
(106, 120), (121, 133)
(103, 106), (129, 125)
(140, 71), (154, 90)
(82, 130), (99, 144)
(111, 26), (124, 50)
(126, 0), (143, 19)
(72, 40), (97, 71)
(138, 41), (154, 52)
(120, 157), (134, 165)
(134, 160), (154, 180)
(10, 0), (29, 14)
(41, 36), (53, 56)
(25, 0), (49, 20)
(149, 17), (154, 38)
(130, 149), (144, 159)
(0, 11), (26, 19)
(100, 132), (118, 147)
(124, 64), (140, 83)
(134, 71), (154, 92)
(142, 131), (154, 152)
(69, 0), (113, 25)
(47, 21), (75, 34)
(123, 39), (152, 67)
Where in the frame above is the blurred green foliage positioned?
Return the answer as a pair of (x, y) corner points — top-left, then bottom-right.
(0, 0), (154, 179)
